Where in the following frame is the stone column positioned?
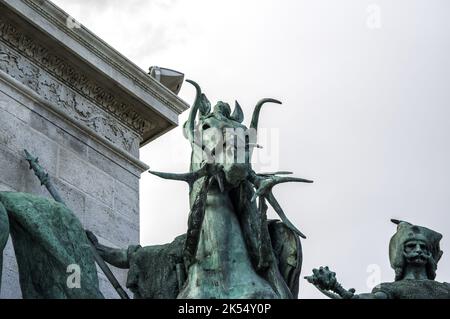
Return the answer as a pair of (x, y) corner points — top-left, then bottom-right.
(0, 0), (188, 298)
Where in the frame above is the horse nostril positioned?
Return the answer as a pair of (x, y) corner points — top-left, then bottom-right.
(202, 124), (210, 130)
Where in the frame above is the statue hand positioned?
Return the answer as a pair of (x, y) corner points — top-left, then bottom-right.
(305, 266), (338, 291)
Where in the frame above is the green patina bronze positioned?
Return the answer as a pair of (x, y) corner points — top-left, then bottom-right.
(0, 80), (309, 299)
(0, 192), (103, 299)
(0, 151), (128, 299)
(1, 78), (448, 300)
(90, 80), (310, 299)
(306, 219), (450, 299)
(24, 150), (129, 299)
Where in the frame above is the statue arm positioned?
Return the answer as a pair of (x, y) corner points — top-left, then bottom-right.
(96, 245), (130, 269)
(86, 231), (130, 269)
(352, 291), (389, 299)
(306, 266), (390, 299)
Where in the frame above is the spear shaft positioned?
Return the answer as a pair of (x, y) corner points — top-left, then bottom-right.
(24, 150), (130, 299)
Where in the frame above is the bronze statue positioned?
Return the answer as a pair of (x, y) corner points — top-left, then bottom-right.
(306, 219), (450, 299)
(0, 80), (311, 299)
(3, 79), (448, 300)
(88, 80), (312, 299)
(0, 151), (105, 299)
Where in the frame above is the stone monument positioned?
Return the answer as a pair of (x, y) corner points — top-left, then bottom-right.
(3, 0), (448, 301)
(87, 80), (312, 299)
(0, 0), (188, 298)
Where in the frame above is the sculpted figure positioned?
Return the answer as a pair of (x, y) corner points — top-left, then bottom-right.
(0, 151), (133, 299)
(306, 219), (450, 299)
(90, 80), (312, 299)
(0, 80), (311, 299)
(0, 192), (103, 299)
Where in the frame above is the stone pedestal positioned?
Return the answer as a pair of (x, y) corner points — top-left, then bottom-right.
(0, 0), (188, 298)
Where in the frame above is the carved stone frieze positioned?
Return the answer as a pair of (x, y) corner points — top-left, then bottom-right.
(0, 18), (154, 155)
(0, 39), (141, 155)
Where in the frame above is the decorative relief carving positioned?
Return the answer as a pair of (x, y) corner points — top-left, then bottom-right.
(23, 0), (183, 115)
(0, 39), (140, 155)
(0, 17), (158, 138)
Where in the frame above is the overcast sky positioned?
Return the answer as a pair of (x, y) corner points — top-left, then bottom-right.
(52, 0), (450, 299)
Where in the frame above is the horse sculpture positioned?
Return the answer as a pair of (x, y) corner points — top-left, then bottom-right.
(0, 80), (313, 299)
(145, 80), (313, 298)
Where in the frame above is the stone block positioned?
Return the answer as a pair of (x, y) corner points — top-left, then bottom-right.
(58, 148), (114, 207)
(3, 239), (15, 261)
(114, 180), (139, 225)
(0, 146), (27, 191)
(0, 183), (14, 192)
(22, 177), (86, 225)
(98, 275), (119, 300)
(29, 110), (88, 158)
(0, 0), (187, 299)
(87, 148), (139, 191)
(0, 107), (58, 175)
(0, 267), (22, 299)
(1, 241), (21, 299)
(85, 198), (138, 248)
(0, 89), (32, 124)
(98, 267), (133, 300)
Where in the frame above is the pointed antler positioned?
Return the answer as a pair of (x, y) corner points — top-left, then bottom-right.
(248, 170), (313, 239)
(251, 175), (313, 202)
(258, 171), (294, 177)
(148, 171), (198, 183)
(149, 163), (224, 186)
(266, 192), (306, 239)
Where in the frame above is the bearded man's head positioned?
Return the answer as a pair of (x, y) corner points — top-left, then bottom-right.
(389, 220), (443, 281)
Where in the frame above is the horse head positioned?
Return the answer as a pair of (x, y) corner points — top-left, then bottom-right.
(183, 80), (284, 191)
(149, 80), (313, 299)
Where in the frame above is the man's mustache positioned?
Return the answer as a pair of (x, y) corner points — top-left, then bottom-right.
(403, 252), (432, 260)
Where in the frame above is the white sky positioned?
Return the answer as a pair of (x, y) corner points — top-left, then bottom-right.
(52, 0), (450, 299)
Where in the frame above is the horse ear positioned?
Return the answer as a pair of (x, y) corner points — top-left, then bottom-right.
(231, 101), (244, 123)
(199, 94), (211, 116)
(182, 121), (189, 139)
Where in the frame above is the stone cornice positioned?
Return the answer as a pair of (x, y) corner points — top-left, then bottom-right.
(0, 17), (151, 137)
(1, 0), (190, 146)
(0, 69), (150, 173)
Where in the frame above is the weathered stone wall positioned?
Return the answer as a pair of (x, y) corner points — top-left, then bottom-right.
(0, 79), (139, 298)
(0, 0), (188, 299)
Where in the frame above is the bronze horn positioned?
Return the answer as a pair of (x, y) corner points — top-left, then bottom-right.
(185, 80), (211, 142)
(250, 98), (282, 131)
